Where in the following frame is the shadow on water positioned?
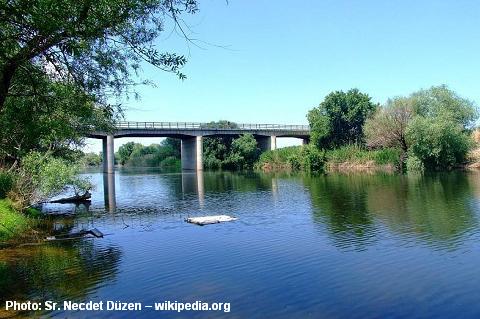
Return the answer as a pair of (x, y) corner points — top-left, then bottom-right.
(303, 172), (478, 250)
(0, 240), (122, 317)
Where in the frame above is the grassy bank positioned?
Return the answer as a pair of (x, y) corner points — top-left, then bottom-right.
(325, 145), (401, 172)
(0, 199), (35, 242)
(256, 145), (401, 173)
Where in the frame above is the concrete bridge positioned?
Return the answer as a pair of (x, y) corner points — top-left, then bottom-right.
(88, 121), (310, 172)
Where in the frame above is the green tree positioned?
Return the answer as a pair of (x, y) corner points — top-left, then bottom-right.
(308, 89), (378, 149)
(406, 115), (472, 170)
(81, 152), (102, 167)
(405, 86), (478, 171)
(225, 134), (260, 170)
(0, 74), (113, 163)
(0, 0), (199, 112)
(117, 142), (136, 165)
(410, 85), (477, 127)
(203, 121), (238, 169)
(161, 138), (181, 158)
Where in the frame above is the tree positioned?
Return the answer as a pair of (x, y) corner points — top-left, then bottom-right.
(226, 134), (260, 169)
(307, 89), (378, 149)
(203, 121), (238, 169)
(364, 97), (413, 153)
(406, 115), (472, 170)
(403, 85), (478, 170)
(0, 71), (113, 163)
(117, 142), (136, 165)
(0, 0), (199, 113)
(161, 138), (181, 158)
(410, 85), (477, 128)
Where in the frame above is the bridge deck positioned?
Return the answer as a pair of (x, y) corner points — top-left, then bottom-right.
(88, 121), (310, 139)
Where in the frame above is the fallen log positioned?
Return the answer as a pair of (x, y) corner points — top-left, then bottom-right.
(44, 228), (104, 241)
(186, 215), (237, 226)
(50, 191), (91, 204)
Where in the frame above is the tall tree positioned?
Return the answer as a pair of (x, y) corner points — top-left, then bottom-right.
(364, 97), (413, 153)
(307, 89), (378, 149)
(0, 0), (199, 113)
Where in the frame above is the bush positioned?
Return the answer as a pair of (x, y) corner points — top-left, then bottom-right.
(12, 152), (92, 206)
(406, 116), (472, 170)
(302, 145), (326, 172)
(406, 154), (424, 172)
(255, 145), (326, 172)
(325, 144), (401, 166)
(0, 171), (14, 199)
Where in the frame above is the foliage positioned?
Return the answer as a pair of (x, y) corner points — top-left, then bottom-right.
(116, 139), (181, 168)
(406, 116), (473, 170)
(81, 152), (102, 166)
(308, 89), (378, 149)
(224, 134), (259, 170)
(365, 97), (413, 152)
(202, 121), (241, 169)
(256, 144), (401, 173)
(301, 144), (326, 172)
(0, 0), (199, 112)
(409, 85), (477, 128)
(325, 144), (401, 166)
(405, 154), (424, 172)
(204, 132), (261, 170)
(0, 170), (14, 199)
(0, 73), (114, 163)
(117, 142), (137, 165)
(256, 145), (326, 173)
(0, 199), (32, 242)
(10, 152), (92, 207)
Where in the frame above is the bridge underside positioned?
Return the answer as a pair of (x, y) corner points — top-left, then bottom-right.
(93, 131), (309, 172)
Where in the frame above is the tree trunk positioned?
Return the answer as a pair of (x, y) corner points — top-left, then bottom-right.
(0, 62), (18, 113)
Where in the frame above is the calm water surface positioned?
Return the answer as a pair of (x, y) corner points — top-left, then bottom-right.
(2, 169), (480, 318)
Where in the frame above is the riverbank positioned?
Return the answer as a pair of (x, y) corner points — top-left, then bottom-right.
(0, 199), (40, 244)
(256, 145), (401, 173)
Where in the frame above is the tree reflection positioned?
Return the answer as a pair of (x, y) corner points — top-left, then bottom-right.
(304, 172), (477, 249)
(304, 174), (376, 250)
(0, 240), (122, 317)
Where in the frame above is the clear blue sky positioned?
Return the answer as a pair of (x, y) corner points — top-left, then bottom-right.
(85, 0), (480, 152)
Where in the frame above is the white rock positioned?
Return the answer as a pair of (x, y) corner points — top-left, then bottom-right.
(186, 215), (237, 225)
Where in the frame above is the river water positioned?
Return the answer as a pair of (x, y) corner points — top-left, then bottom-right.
(2, 169), (480, 318)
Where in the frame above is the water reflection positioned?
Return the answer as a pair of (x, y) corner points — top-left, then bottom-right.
(181, 171), (205, 206)
(103, 173), (116, 212)
(4, 170), (480, 318)
(305, 172), (477, 249)
(0, 241), (122, 317)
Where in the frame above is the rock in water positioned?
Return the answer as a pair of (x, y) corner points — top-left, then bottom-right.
(186, 215), (237, 226)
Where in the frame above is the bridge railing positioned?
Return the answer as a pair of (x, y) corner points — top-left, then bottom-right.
(115, 121), (310, 131)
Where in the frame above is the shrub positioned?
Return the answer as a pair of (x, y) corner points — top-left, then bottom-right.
(12, 152), (92, 206)
(301, 145), (326, 172)
(406, 154), (424, 172)
(325, 144), (401, 167)
(0, 171), (14, 199)
(406, 116), (472, 170)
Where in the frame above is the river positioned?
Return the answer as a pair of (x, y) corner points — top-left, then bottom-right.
(2, 169), (480, 318)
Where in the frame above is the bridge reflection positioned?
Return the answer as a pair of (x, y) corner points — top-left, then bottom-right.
(102, 171), (206, 211)
(103, 173), (116, 212)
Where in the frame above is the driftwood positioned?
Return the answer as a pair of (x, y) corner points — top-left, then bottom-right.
(50, 191), (91, 204)
(186, 215), (237, 226)
(45, 228), (104, 241)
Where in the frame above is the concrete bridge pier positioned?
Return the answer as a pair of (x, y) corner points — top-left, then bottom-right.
(257, 136), (277, 152)
(181, 136), (203, 171)
(102, 135), (115, 174)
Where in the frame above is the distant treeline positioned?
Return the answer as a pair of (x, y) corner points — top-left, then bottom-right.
(115, 138), (181, 169)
